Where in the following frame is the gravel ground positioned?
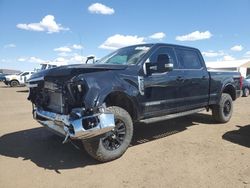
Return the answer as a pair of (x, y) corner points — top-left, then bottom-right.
(0, 82), (250, 188)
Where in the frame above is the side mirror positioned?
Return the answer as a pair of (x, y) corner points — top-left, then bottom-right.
(145, 54), (174, 75)
(85, 55), (95, 64)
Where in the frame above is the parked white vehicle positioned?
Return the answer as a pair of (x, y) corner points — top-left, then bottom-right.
(34, 61), (68, 72)
(4, 71), (34, 87)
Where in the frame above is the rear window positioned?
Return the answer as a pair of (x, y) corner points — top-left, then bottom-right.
(175, 48), (202, 69)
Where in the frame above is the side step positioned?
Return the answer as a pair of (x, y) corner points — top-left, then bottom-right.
(140, 108), (205, 124)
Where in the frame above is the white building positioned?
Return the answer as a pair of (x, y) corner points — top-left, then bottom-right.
(206, 59), (250, 78)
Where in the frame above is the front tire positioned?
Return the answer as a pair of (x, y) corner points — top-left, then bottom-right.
(212, 93), (233, 123)
(10, 80), (19, 87)
(242, 88), (249, 97)
(83, 106), (133, 162)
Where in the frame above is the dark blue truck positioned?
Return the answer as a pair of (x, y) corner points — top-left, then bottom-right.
(27, 43), (242, 162)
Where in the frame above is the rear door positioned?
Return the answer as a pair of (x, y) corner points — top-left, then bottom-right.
(175, 48), (209, 109)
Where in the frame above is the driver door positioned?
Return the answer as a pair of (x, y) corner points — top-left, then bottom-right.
(141, 46), (183, 118)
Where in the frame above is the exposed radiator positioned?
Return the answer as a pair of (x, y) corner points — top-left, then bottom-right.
(47, 91), (63, 114)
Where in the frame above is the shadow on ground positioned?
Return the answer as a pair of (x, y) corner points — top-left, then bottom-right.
(0, 85), (25, 89)
(0, 113), (215, 171)
(16, 89), (29, 93)
(0, 127), (98, 173)
(132, 113), (215, 146)
(223, 124), (250, 148)
(0, 85), (10, 88)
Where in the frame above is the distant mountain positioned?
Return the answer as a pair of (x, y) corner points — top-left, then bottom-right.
(0, 69), (21, 74)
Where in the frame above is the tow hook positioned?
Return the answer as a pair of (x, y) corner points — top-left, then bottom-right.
(62, 131), (80, 150)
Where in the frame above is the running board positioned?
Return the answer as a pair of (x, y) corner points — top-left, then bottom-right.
(140, 108), (205, 124)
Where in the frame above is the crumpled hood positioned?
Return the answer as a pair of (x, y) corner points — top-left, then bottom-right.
(28, 64), (128, 82)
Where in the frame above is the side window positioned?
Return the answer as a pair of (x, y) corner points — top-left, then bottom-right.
(149, 47), (177, 68)
(21, 72), (29, 76)
(175, 48), (202, 69)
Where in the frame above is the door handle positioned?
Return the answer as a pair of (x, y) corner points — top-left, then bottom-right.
(202, 76), (206, 80)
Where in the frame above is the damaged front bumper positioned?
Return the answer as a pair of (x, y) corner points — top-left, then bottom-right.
(34, 107), (115, 140)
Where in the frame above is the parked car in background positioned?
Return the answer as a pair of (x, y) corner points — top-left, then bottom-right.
(4, 71), (34, 87)
(0, 73), (9, 82)
(34, 62), (68, 72)
(242, 78), (250, 97)
(246, 75), (250, 82)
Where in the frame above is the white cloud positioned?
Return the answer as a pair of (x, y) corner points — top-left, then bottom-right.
(88, 3), (115, 15)
(72, 44), (83, 49)
(17, 58), (26, 62)
(54, 46), (72, 52)
(16, 15), (69, 33)
(202, 50), (224, 58)
(244, 51), (250, 57)
(149, 32), (166, 40)
(57, 52), (71, 57)
(223, 55), (235, 61)
(230, 45), (243, 51)
(99, 34), (145, 50)
(29, 57), (46, 63)
(4, 43), (16, 48)
(18, 57), (46, 64)
(53, 54), (87, 64)
(70, 54), (86, 63)
(176, 31), (212, 41)
(54, 44), (83, 53)
(54, 57), (67, 63)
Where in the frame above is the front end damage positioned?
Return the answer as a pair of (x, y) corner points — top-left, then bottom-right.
(27, 75), (115, 142)
(34, 107), (115, 142)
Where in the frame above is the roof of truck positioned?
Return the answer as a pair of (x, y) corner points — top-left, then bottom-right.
(121, 43), (200, 51)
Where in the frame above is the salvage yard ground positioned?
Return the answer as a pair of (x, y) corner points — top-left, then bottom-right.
(0, 82), (250, 188)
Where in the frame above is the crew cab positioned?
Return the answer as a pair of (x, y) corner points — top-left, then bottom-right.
(5, 71), (34, 87)
(27, 43), (242, 162)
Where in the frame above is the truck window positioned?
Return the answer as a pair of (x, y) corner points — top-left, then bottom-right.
(149, 47), (177, 68)
(21, 72), (29, 76)
(107, 55), (127, 65)
(175, 48), (202, 69)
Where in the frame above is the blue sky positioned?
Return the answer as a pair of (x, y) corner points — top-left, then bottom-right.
(0, 0), (250, 71)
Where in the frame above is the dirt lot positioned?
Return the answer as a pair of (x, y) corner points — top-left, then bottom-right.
(0, 82), (250, 188)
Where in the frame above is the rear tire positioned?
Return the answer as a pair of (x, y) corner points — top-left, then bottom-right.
(83, 106), (133, 162)
(242, 88), (249, 97)
(10, 80), (19, 87)
(212, 93), (233, 123)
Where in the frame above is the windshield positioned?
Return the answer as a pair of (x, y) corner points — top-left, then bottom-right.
(96, 44), (152, 65)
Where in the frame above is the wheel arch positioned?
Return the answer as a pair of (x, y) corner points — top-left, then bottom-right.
(103, 91), (138, 121)
(222, 84), (236, 101)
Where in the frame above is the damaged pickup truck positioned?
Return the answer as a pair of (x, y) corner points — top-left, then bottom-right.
(27, 43), (242, 162)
